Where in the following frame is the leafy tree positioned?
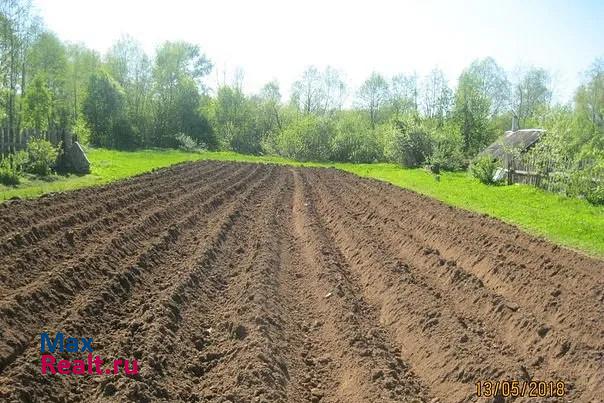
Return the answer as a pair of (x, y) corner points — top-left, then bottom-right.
(27, 31), (69, 128)
(205, 85), (259, 153)
(384, 116), (432, 167)
(22, 73), (50, 130)
(0, 0), (40, 130)
(275, 115), (334, 161)
(389, 73), (418, 117)
(512, 67), (552, 128)
(575, 58), (604, 155)
(82, 69), (136, 149)
(453, 70), (494, 155)
(357, 72), (389, 129)
(105, 36), (154, 145)
(420, 68), (452, 126)
(465, 57), (510, 117)
(429, 121), (466, 171)
(152, 41), (214, 147)
(257, 80), (282, 134)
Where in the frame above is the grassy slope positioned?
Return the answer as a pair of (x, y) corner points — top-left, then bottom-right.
(1, 148), (603, 257)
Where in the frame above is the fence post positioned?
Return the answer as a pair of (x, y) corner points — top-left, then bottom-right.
(507, 158), (513, 185)
(0, 127), (4, 156)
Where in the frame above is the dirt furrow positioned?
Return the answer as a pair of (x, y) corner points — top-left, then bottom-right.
(304, 168), (603, 401)
(346, 173), (604, 334)
(322, 170), (604, 396)
(290, 170), (429, 402)
(0, 163), (270, 401)
(0, 162), (229, 291)
(0, 161), (203, 239)
(0, 161), (601, 403)
(0, 163), (260, 375)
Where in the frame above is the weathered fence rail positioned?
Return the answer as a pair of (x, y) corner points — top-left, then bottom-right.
(0, 127), (71, 156)
(507, 154), (601, 194)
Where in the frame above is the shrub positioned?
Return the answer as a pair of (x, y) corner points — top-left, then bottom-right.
(568, 165), (604, 205)
(428, 126), (466, 171)
(0, 151), (26, 186)
(384, 118), (432, 167)
(276, 115), (334, 161)
(331, 113), (382, 163)
(585, 185), (604, 205)
(24, 138), (59, 176)
(174, 132), (202, 151)
(470, 155), (501, 184)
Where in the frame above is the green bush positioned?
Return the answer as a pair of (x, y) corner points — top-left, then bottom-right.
(568, 165), (604, 205)
(0, 151), (26, 186)
(331, 113), (382, 163)
(174, 132), (201, 151)
(585, 185), (604, 205)
(428, 124), (466, 171)
(470, 155), (501, 184)
(384, 118), (432, 167)
(24, 138), (59, 176)
(276, 115), (334, 161)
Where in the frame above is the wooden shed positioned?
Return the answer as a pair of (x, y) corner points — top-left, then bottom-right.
(481, 129), (545, 163)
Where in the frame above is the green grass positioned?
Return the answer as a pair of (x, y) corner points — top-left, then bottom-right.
(1, 148), (603, 257)
(0, 149), (209, 200)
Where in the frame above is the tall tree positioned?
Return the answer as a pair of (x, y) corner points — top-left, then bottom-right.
(574, 58), (604, 154)
(390, 73), (418, 117)
(290, 66), (346, 115)
(322, 66), (346, 113)
(258, 80), (282, 133)
(105, 36), (152, 144)
(22, 72), (50, 130)
(66, 43), (100, 124)
(82, 69), (132, 148)
(357, 72), (389, 129)
(0, 0), (38, 130)
(512, 67), (552, 128)
(420, 68), (452, 126)
(152, 41), (213, 147)
(205, 85), (257, 153)
(465, 57), (510, 117)
(453, 70), (493, 155)
(291, 66), (324, 115)
(27, 31), (69, 128)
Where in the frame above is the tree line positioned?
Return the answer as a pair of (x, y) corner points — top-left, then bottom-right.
(1, 0), (602, 175)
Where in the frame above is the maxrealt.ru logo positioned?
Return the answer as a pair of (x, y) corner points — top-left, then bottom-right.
(40, 332), (139, 375)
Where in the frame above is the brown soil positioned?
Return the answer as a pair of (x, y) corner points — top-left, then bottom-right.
(0, 161), (602, 402)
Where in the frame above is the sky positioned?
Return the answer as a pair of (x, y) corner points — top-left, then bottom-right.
(33, 0), (604, 102)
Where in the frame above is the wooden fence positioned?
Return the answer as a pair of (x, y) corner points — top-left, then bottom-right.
(0, 127), (72, 156)
(506, 154), (601, 194)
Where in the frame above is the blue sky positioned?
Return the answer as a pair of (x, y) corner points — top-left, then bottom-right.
(33, 0), (603, 102)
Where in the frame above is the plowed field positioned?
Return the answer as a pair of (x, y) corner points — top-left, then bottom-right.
(0, 161), (602, 402)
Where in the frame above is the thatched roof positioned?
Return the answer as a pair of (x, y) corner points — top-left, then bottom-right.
(481, 129), (545, 160)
